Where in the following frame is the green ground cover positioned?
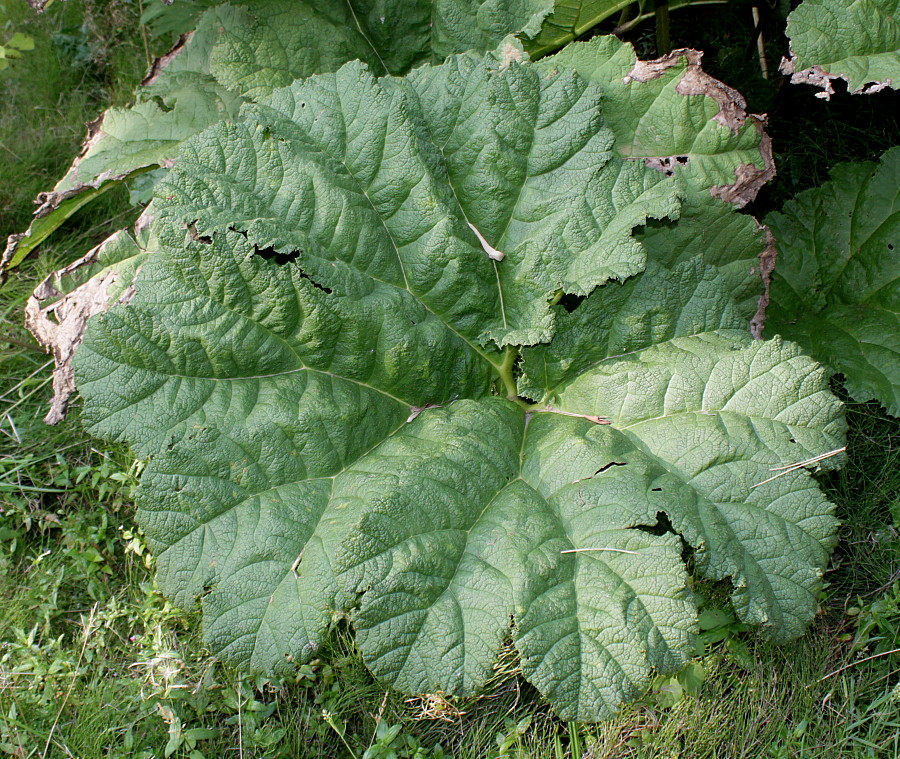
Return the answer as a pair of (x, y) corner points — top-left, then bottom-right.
(1, 2), (897, 757)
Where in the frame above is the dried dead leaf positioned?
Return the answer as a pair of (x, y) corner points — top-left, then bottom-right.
(750, 226), (777, 339)
(25, 236), (140, 424)
(780, 56), (895, 101)
(141, 31), (193, 86)
(709, 117), (776, 207)
(626, 49), (775, 206)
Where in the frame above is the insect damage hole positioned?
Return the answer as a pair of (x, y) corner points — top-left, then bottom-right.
(594, 461), (627, 474)
(187, 221), (211, 244)
(252, 245), (333, 293)
(253, 244), (301, 266)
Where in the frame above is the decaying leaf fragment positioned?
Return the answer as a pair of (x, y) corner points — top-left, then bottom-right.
(623, 48), (775, 206)
(781, 0), (899, 100)
(779, 58), (895, 100)
(749, 226), (777, 340)
(25, 228), (147, 424)
(541, 38), (775, 206)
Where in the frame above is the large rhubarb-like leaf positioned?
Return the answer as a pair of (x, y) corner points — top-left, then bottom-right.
(781, 0), (900, 99)
(521, 261), (843, 643)
(765, 147), (900, 416)
(65, 55), (843, 720)
(532, 331), (842, 640)
(76, 57), (677, 448)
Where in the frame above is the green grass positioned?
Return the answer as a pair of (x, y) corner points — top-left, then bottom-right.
(1, 2), (898, 757)
(0, 0), (149, 241)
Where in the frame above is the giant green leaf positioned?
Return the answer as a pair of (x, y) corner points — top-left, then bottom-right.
(67, 54), (844, 720)
(536, 331), (842, 641)
(522, 262), (843, 642)
(138, 396), (700, 721)
(76, 57), (676, 450)
(782, 0), (900, 99)
(765, 147), (900, 416)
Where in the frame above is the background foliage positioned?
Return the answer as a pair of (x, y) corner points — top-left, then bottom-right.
(1, 0), (898, 756)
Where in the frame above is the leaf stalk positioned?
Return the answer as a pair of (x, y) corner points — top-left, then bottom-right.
(496, 348), (520, 402)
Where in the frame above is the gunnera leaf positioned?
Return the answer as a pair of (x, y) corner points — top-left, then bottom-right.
(71, 55), (843, 721)
(520, 258), (844, 643)
(781, 0), (900, 99)
(765, 147), (900, 416)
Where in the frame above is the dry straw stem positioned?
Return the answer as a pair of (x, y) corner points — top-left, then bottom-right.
(815, 648), (900, 684)
(750, 447), (846, 488)
(561, 548), (640, 555)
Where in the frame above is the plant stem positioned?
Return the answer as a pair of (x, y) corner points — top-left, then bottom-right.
(523, 0), (636, 59)
(497, 348), (519, 401)
(655, 0), (671, 55)
(614, 1), (726, 35)
(616, 3), (635, 28)
(751, 6), (769, 79)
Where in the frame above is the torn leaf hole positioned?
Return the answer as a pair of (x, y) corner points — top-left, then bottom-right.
(634, 511), (675, 537)
(187, 221), (211, 244)
(300, 271), (332, 294)
(645, 155), (690, 177)
(594, 461), (627, 475)
(150, 95), (174, 113)
(253, 244), (301, 266)
(559, 293), (585, 313)
(651, 487), (662, 492)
